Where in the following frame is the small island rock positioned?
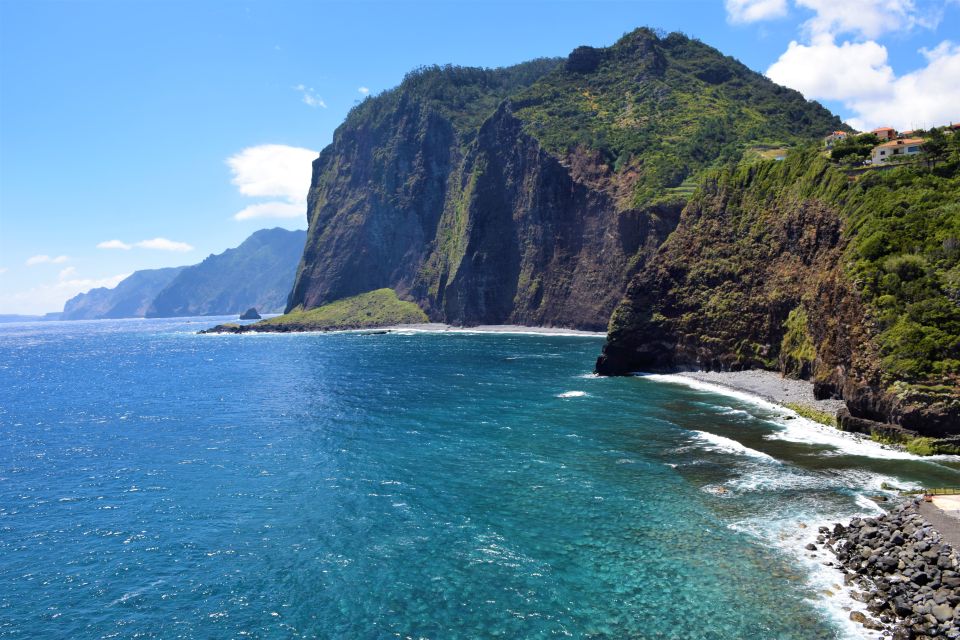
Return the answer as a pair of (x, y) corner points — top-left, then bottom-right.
(240, 307), (261, 320)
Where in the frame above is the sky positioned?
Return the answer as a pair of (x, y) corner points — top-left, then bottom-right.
(1, 0), (958, 314)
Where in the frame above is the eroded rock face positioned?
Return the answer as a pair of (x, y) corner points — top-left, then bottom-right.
(286, 29), (843, 332)
(596, 154), (959, 434)
(288, 94), (681, 332)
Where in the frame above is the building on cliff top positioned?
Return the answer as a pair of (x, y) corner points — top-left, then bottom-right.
(870, 137), (925, 165)
(872, 126), (897, 141)
(823, 131), (849, 148)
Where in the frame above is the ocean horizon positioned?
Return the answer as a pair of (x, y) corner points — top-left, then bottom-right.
(3, 317), (959, 639)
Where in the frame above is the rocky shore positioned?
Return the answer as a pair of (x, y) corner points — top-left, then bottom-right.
(815, 500), (960, 638)
(676, 370), (846, 419)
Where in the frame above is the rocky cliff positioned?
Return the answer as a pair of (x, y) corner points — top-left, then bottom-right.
(596, 153), (960, 435)
(286, 28), (843, 330)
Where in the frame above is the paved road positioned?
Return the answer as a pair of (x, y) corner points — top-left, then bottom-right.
(918, 501), (960, 549)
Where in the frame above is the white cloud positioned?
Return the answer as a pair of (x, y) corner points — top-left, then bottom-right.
(0, 268), (8, 275)
(795, 0), (939, 39)
(233, 202), (305, 220)
(25, 254), (69, 266)
(96, 238), (193, 252)
(358, 86), (370, 95)
(97, 239), (132, 250)
(767, 36), (893, 101)
(768, 35), (960, 131)
(726, 0), (788, 23)
(226, 144), (317, 222)
(293, 84), (327, 108)
(845, 40), (960, 130)
(134, 237), (194, 252)
(58, 266), (77, 279)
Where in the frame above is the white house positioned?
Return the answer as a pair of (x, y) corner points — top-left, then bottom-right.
(870, 137), (925, 165)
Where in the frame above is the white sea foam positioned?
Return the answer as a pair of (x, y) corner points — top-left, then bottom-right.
(644, 373), (784, 412)
(645, 373), (960, 463)
(731, 512), (883, 640)
(556, 390), (588, 398)
(717, 457), (919, 639)
(689, 430), (779, 462)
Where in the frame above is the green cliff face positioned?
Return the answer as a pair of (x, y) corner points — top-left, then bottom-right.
(286, 28), (843, 330)
(596, 152), (960, 434)
(146, 228), (306, 317)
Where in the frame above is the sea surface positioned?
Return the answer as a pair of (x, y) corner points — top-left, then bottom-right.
(2, 318), (960, 639)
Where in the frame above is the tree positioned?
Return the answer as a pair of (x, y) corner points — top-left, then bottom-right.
(922, 128), (949, 168)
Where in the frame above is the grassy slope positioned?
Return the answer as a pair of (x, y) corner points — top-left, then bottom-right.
(258, 289), (428, 330)
(511, 29), (845, 207)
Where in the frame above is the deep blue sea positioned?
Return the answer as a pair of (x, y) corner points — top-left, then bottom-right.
(3, 318), (960, 639)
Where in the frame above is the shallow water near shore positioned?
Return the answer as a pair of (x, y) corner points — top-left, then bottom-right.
(2, 318), (960, 639)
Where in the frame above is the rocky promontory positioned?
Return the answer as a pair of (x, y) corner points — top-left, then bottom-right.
(817, 501), (960, 638)
(200, 288), (428, 334)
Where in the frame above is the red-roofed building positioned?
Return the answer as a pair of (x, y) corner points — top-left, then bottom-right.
(823, 130), (849, 148)
(872, 127), (897, 141)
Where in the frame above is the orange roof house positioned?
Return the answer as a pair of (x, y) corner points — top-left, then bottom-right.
(872, 126), (897, 141)
(823, 130), (849, 148)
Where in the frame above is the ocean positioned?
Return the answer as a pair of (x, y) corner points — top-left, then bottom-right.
(2, 318), (959, 639)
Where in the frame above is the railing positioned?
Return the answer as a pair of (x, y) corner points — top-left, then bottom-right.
(926, 488), (960, 495)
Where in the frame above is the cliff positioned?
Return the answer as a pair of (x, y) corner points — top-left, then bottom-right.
(146, 228), (306, 317)
(596, 153), (960, 436)
(62, 267), (184, 320)
(286, 29), (843, 330)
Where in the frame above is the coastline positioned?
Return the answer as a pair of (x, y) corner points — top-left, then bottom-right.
(673, 370), (845, 419)
(200, 321), (607, 337)
(378, 323), (607, 337)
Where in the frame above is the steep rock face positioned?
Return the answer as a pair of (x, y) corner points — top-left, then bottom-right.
(597, 153), (960, 434)
(147, 228), (305, 317)
(287, 29), (844, 329)
(289, 96), (459, 312)
(61, 267), (184, 320)
(432, 103), (679, 328)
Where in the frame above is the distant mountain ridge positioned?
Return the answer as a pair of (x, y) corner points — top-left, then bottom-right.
(61, 228), (306, 320)
(146, 228), (306, 317)
(62, 267), (185, 320)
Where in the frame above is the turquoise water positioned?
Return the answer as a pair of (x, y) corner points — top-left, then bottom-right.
(2, 318), (960, 639)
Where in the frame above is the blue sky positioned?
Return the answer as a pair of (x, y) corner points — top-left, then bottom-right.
(1, 0), (958, 314)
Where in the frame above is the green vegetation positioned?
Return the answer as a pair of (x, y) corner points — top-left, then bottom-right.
(258, 289), (428, 330)
(780, 307), (816, 378)
(828, 133), (879, 165)
(870, 432), (960, 456)
(705, 151), (960, 389)
(606, 147), (959, 415)
(845, 161), (960, 383)
(341, 59), (561, 148)
(511, 28), (844, 207)
(784, 402), (838, 427)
